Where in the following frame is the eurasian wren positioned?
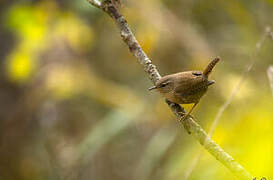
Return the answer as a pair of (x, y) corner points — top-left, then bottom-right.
(149, 57), (220, 120)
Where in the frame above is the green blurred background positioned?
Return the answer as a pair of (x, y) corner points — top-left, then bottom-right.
(0, 0), (272, 179)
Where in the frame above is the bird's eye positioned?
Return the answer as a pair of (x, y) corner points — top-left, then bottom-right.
(161, 82), (168, 88)
(192, 71), (202, 76)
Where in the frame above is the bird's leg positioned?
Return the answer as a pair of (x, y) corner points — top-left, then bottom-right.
(179, 102), (198, 122)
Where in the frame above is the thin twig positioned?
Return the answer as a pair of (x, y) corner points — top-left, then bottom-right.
(267, 66), (273, 96)
(86, 0), (253, 179)
(268, 27), (273, 41)
(208, 27), (270, 137)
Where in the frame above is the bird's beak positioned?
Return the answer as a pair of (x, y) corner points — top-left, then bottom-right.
(148, 86), (157, 91)
(208, 80), (215, 86)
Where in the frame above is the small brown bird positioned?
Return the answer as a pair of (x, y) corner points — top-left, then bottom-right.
(149, 57), (220, 120)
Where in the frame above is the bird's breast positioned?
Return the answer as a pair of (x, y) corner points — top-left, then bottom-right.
(161, 86), (208, 104)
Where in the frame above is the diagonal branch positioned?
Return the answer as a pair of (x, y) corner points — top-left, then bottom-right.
(86, 0), (253, 179)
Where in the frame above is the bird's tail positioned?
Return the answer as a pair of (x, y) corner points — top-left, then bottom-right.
(203, 57), (220, 77)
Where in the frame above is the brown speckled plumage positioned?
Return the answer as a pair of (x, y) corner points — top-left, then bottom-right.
(154, 71), (214, 104)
